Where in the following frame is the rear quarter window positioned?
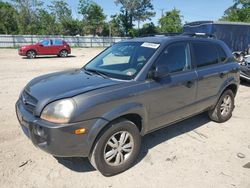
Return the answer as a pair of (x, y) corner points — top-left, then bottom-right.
(192, 42), (219, 68)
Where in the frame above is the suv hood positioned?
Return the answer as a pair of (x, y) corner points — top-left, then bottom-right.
(24, 69), (123, 112)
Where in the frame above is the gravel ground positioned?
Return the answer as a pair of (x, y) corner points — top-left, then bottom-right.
(0, 48), (249, 188)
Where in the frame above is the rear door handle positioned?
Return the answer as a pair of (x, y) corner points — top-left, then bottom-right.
(186, 81), (194, 88)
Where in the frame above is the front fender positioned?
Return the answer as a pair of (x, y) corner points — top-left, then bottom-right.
(86, 102), (148, 155)
(101, 102), (148, 131)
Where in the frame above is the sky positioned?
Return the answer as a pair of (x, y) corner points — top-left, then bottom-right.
(5, 0), (234, 24)
(64, 0), (234, 24)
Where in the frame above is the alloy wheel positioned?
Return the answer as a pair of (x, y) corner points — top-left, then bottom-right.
(104, 131), (134, 166)
(220, 95), (232, 117)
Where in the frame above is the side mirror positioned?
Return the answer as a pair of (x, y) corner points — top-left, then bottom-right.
(149, 64), (170, 80)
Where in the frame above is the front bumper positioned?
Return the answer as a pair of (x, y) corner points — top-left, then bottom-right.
(18, 49), (26, 56)
(16, 100), (106, 157)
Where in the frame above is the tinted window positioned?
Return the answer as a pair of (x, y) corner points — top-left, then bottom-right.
(192, 42), (219, 67)
(53, 39), (63, 46)
(217, 45), (227, 62)
(155, 42), (191, 73)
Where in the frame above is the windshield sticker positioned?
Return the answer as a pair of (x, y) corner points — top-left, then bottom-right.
(141, 42), (160, 49)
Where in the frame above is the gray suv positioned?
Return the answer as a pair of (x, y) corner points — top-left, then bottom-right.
(16, 35), (240, 176)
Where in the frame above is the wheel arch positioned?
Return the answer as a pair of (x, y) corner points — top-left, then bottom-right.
(87, 103), (147, 157)
(219, 82), (238, 98)
(26, 49), (37, 55)
(59, 48), (68, 54)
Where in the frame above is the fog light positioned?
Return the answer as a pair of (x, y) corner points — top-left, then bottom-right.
(74, 128), (86, 135)
(36, 126), (45, 137)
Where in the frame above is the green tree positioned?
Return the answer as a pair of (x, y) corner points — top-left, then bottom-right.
(127, 22), (157, 37)
(36, 9), (58, 35)
(109, 14), (127, 36)
(11, 0), (44, 34)
(133, 0), (155, 29)
(158, 9), (183, 33)
(139, 22), (157, 36)
(49, 0), (78, 35)
(61, 19), (84, 36)
(0, 1), (19, 34)
(78, 0), (106, 36)
(115, 0), (155, 35)
(49, 0), (72, 23)
(221, 0), (250, 22)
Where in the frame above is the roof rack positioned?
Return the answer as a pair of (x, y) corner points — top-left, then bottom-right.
(139, 32), (217, 39)
(182, 32), (217, 39)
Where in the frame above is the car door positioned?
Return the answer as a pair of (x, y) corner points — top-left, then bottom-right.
(37, 39), (54, 55)
(147, 42), (198, 131)
(52, 39), (64, 54)
(191, 42), (229, 109)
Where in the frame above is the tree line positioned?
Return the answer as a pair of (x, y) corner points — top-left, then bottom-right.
(0, 0), (249, 37)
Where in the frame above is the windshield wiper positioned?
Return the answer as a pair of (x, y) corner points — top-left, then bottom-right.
(84, 68), (109, 79)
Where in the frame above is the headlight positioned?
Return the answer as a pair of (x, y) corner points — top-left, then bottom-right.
(41, 99), (75, 124)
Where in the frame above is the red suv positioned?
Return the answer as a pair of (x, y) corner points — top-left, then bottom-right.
(18, 39), (71, 59)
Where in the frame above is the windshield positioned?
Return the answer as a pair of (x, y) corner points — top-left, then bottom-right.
(84, 42), (160, 80)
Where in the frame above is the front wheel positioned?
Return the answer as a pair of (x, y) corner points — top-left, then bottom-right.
(26, 50), (36, 59)
(89, 119), (141, 176)
(59, 49), (68, 57)
(208, 90), (235, 123)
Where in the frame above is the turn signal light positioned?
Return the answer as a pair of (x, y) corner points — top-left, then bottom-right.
(74, 128), (86, 135)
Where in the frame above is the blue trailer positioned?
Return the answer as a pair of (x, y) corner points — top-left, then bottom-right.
(184, 21), (250, 55)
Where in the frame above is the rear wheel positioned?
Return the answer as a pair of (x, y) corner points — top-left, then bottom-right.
(26, 50), (36, 59)
(208, 90), (235, 123)
(89, 119), (141, 176)
(59, 49), (68, 57)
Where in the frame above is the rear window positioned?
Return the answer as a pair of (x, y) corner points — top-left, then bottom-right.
(192, 42), (219, 68)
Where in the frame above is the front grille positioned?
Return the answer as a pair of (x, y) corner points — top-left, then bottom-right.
(21, 90), (38, 114)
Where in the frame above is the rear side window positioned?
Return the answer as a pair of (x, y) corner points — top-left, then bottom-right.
(192, 42), (219, 68)
(53, 39), (63, 46)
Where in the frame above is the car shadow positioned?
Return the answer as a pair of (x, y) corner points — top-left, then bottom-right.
(136, 112), (210, 165)
(55, 112), (211, 173)
(240, 80), (250, 86)
(22, 55), (76, 59)
(55, 156), (95, 172)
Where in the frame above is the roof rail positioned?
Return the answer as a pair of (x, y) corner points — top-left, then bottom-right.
(182, 32), (217, 39)
(139, 32), (181, 37)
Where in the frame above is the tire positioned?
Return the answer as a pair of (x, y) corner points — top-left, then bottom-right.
(89, 118), (141, 176)
(208, 90), (235, 123)
(26, 50), (36, 59)
(59, 49), (68, 57)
